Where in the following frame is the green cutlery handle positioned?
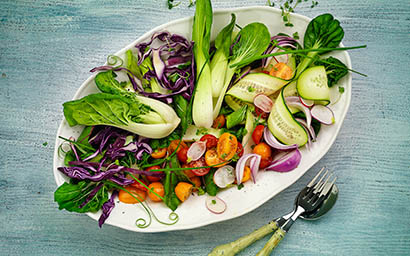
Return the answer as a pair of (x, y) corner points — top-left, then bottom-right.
(256, 228), (286, 256)
(208, 221), (279, 256)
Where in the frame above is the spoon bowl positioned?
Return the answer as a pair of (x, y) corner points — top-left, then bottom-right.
(300, 184), (339, 220)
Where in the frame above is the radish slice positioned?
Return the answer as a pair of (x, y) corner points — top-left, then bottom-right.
(263, 127), (298, 150)
(152, 49), (165, 79)
(265, 148), (302, 172)
(187, 141), (206, 162)
(254, 94), (273, 113)
(285, 97), (312, 128)
(213, 165), (235, 188)
(299, 96), (314, 107)
(264, 48), (288, 68)
(311, 105), (335, 125)
(235, 154), (261, 184)
(205, 196), (226, 214)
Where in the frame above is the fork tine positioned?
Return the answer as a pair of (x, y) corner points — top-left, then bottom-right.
(320, 176), (337, 197)
(313, 169), (328, 191)
(314, 172), (333, 194)
(307, 167), (326, 188)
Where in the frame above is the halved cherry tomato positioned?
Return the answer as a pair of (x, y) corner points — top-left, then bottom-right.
(217, 133), (238, 161)
(269, 62), (293, 80)
(182, 164), (196, 178)
(177, 147), (188, 164)
(145, 165), (162, 182)
(254, 106), (268, 119)
(259, 157), (272, 169)
(212, 115), (226, 128)
(236, 142), (244, 158)
(151, 147), (167, 159)
(252, 125), (265, 144)
(189, 157), (210, 176)
(118, 186), (146, 204)
(200, 134), (218, 149)
(253, 142), (272, 159)
(175, 182), (193, 202)
(242, 166), (251, 183)
(148, 182), (165, 202)
(131, 178), (149, 191)
(205, 148), (225, 167)
(167, 140), (188, 155)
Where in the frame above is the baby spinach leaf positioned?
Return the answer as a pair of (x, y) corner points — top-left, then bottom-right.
(204, 169), (218, 196)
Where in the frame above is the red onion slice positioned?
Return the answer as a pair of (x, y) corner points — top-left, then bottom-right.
(235, 154), (261, 184)
(254, 94), (273, 113)
(265, 148), (302, 172)
(249, 155), (261, 182)
(205, 196), (226, 214)
(311, 105), (335, 125)
(263, 127), (298, 150)
(213, 165), (236, 188)
(187, 141), (206, 162)
(295, 118), (316, 141)
(285, 97), (312, 128)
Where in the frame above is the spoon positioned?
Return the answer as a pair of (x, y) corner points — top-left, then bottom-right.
(208, 184), (339, 256)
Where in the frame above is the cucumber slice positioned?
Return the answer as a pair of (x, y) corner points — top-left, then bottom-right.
(268, 88), (308, 146)
(224, 95), (246, 111)
(226, 73), (287, 103)
(297, 66), (330, 104)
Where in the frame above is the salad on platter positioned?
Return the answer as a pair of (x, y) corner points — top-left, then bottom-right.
(54, 0), (364, 229)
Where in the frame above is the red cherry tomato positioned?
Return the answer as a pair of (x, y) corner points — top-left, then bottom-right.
(177, 147), (188, 164)
(188, 157), (210, 176)
(236, 142), (244, 157)
(145, 165), (162, 182)
(252, 125), (265, 144)
(200, 134), (218, 149)
(259, 157), (272, 169)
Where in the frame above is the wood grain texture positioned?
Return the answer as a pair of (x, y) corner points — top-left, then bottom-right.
(1, 0), (409, 255)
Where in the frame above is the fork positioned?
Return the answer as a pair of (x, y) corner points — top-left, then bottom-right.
(208, 167), (336, 256)
(256, 168), (336, 255)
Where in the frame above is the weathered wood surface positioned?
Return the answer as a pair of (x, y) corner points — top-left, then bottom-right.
(0, 0), (409, 255)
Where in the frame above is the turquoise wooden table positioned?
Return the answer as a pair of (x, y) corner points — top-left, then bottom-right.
(1, 0), (409, 255)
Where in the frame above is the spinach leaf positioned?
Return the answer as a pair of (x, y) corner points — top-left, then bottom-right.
(297, 14), (344, 75)
(226, 105), (247, 129)
(314, 56), (348, 87)
(54, 181), (108, 213)
(204, 169), (218, 196)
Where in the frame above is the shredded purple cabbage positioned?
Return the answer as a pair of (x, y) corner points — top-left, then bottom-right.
(91, 31), (195, 103)
(79, 183), (103, 208)
(98, 190), (118, 228)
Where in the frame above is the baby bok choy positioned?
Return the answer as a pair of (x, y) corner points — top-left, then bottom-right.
(213, 22), (271, 119)
(192, 0), (214, 128)
(63, 71), (180, 139)
(210, 14), (236, 98)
